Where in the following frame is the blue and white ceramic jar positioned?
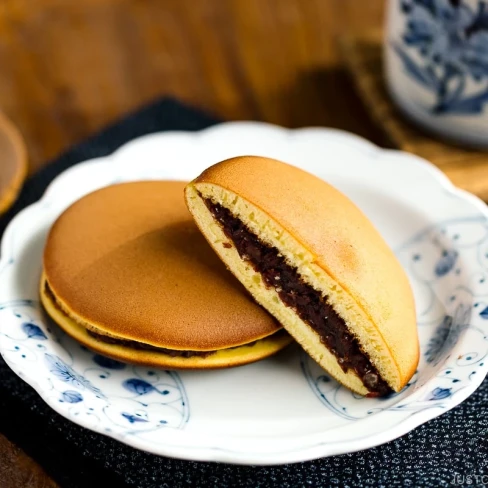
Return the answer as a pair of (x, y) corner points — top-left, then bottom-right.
(385, 0), (488, 147)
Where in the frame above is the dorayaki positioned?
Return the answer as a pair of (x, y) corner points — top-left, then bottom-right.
(41, 180), (291, 368)
(185, 156), (419, 396)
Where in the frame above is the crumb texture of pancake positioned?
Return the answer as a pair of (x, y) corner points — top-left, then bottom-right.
(185, 156), (419, 395)
(42, 181), (282, 352)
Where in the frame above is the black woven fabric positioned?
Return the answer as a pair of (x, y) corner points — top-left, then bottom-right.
(0, 98), (487, 488)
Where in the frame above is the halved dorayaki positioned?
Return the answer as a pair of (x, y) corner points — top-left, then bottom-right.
(41, 181), (292, 368)
(185, 156), (419, 395)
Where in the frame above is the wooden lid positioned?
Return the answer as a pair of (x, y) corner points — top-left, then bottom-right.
(0, 112), (27, 215)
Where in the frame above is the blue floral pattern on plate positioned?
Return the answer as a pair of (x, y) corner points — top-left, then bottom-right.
(0, 123), (487, 464)
(393, 0), (488, 114)
(303, 217), (488, 418)
(0, 300), (189, 433)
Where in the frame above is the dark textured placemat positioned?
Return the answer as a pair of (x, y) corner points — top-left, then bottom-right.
(0, 98), (487, 488)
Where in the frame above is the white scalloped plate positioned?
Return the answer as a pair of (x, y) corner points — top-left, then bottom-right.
(1, 122), (487, 465)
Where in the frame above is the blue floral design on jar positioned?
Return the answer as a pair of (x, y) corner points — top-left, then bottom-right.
(394, 0), (488, 114)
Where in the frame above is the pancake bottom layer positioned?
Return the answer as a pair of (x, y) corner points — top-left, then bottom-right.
(40, 277), (293, 369)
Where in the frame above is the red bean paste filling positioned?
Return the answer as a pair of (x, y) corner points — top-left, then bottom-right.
(85, 329), (285, 358)
(86, 330), (215, 358)
(204, 198), (392, 396)
(44, 282), (278, 359)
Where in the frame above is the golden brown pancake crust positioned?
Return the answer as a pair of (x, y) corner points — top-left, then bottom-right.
(43, 181), (281, 351)
(40, 277), (292, 369)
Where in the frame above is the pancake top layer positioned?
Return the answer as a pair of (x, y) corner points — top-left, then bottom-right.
(43, 181), (280, 350)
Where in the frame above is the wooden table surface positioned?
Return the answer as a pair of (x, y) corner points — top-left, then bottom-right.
(0, 1), (387, 486)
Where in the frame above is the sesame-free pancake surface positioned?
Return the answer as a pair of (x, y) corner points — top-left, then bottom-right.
(42, 181), (286, 365)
